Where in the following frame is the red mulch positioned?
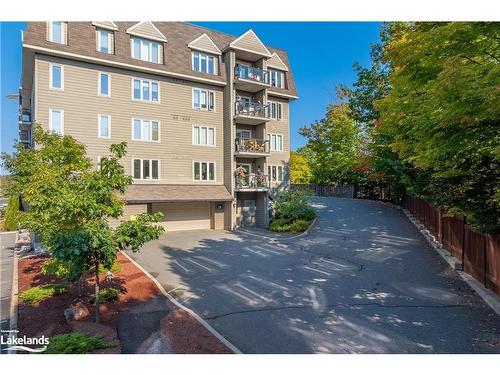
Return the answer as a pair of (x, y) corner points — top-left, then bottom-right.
(161, 309), (232, 354)
(17, 252), (233, 354)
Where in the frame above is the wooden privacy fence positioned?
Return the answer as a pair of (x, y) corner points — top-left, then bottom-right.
(291, 184), (354, 198)
(402, 195), (500, 296)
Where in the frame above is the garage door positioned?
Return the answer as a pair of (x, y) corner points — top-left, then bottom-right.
(109, 204), (148, 228)
(153, 202), (210, 231)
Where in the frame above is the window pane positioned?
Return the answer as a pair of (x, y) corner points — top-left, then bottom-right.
(278, 166), (283, 181)
(52, 65), (62, 88)
(151, 43), (159, 63)
(201, 54), (207, 73)
(142, 81), (150, 101)
(152, 82), (159, 102)
(201, 162), (207, 180)
(208, 128), (214, 145)
(142, 120), (151, 141)
(209, 163), (215, 181)
(51, 110), (62, 134)
(201, 127), (207, 145)
(194, 162), (200, 180)
(193, 53), (199, 72)
(272, 166), (277, 181)
(133, 39), (141, 59)
(133, 159), (141, 179)
(99, 31), (109, 53)
(193, 126), (200, 144)
(100, 115), (109, 137)
(143, 159), (150, 179)
(152, 160), (159, 179)
(200, 91), (207, 109)
(100, 74), (109, 95)
(133, 79), (141, 99)
(208, 91), (214, 111)
(141, 40), (149, 61)
(208, 57), (214, 75)
(193, 89), (200, 108)
(151, 122), (159, 141)
(133, 119), (141, 140)
(52, 22), (62, 43)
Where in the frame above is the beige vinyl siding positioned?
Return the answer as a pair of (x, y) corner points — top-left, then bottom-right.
(231, 31), (270, 56)
(266, 95), (290, 185)
(127, 22), (166, 42)
(108, 204), (148, 227)
(189, 34), (221, 55)
(35, 55), (224, 185)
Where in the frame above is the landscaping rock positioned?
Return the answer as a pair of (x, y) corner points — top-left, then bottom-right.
(64, 302), (90, 322)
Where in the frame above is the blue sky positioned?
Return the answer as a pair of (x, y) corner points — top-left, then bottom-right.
(0, 22), (381, 172)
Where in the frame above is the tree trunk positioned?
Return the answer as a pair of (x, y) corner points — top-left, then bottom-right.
(94, 262), (100, 324)
(77, 276), (82, 297)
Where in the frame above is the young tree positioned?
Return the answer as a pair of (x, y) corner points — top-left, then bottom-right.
(2, 126), (165, 322)
(290, 150), (312, 184)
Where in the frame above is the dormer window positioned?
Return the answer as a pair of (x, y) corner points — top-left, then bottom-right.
(48, 22), (67, 44)
(269, 68), (285, 89)
(131, 37), (162, 64)
(192, 52), (217, 75)
(97, 29), (113, 54)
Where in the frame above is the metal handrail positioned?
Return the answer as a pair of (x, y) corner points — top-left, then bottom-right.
(235, 138), (270, 154)
(235, 100), (270, 118)
(235, 65), (269, 84)
(235, 173), (269, 189)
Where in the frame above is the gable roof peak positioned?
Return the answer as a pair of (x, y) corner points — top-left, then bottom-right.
(188, 33), (222, 55)
(267, 52), (289, 71)
(229, 29), (272, 57)
(126, 21), (168, 43)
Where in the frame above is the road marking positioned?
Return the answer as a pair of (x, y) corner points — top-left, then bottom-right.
(245, 275), (289, 291)
(194, 256), (228, 268)
(243, 246), (269, 257)
(303, 266), (331, 276)
(172, 259), (191, 273)
(234, 282), (273, 303)
(184, 258), (213, 272)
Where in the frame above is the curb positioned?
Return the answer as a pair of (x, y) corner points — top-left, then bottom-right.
(400, 208), (500, 317)
(236, 217), (318, 242)
(120, 250), (242, 354)
(282, 216), (318, 240)
(8, 253), (18, 355)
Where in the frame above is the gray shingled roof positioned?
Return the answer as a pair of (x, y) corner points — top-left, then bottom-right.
(123, 184), (233, 203)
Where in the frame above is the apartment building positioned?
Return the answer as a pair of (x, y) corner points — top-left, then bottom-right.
(19, 21), (298, 231)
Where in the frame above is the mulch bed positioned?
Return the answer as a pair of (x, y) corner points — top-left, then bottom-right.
(17, 252), (233, 354)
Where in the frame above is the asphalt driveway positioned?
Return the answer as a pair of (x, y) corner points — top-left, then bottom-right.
(126, 197), (500, 353)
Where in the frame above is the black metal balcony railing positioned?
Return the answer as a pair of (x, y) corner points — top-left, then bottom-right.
(19, 112), (31, 124)
(19, 129), (31, 145)
(235, 100), (270, 118)
(235, 174), (269, 190)
(235, 138), (270, 154)
(235, 65), (269, 84)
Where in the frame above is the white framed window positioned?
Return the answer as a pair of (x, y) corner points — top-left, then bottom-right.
(49, 109), (64, 135)
(132, 78), (159, 102)
(49, 64), (64, 90)
(97, 29), (113, 54)
(192, 88), (215, 111)
(48, 22), (66, 44)
(98, 114), (111, 139)
(132, 158), (159, 180)
(236, 129), (251, 139)
(192, 125), (215, 146)
(268, 133), (283, 151)
(269, 69), (285, 89)
(193, 161), (216, 181)
(131, 37), (161, 64)
(98, 73), (111, 97)
(268, 101), (282, 120)
(268, 165), (284, 182)
(192, 52), (216, 75)
(132, 118), (160, 142)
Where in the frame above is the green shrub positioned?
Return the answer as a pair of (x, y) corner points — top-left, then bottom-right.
(269, 218), (291, 232)
(300, 208), (317, 221)
(90, 287), (120, 304)
(44, 333), (115, 354)
(274, 190), (311, 222)
(40, 258), (71, 279)
(4, 195), (20, 231)
(289, 220), (311, 233)
(98, 261), (122, 275)
(20, 284), (68, 305)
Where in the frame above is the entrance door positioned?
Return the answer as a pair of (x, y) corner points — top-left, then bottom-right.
(242, 199), (256, 227)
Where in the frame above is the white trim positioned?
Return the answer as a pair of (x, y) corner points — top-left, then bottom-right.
(268, 133), (284, 152)
(131, 118), (161, 143)
(268, 100), (283, 121)
(192, 161), (216, 182)
(131, 158), (161, 181)
(192, 87), (215, 111)
(97, 29), (113, 54)
(229, 29), (272, 57)
(268, 164), (284, 182)
(236, 129), (252, 139)
(267, 90), (298, 99)
(131, 77), (160, 103)
(24, 44), (227, 87)
(49, 108), (64, 135)
(236, 162), (252, 174)
(49, 63), (64, 90)
(98, 72), (111, 97)
(131, 37), (162, 64)
(47, 21), (66, 44)
(91, 21), (118, 31)
(191, 51), (217, 75)
(98, 114), (111, 139)
(192, 124), (216, 147)
(266, 52), (289, 72)
(188, 33), (221, 55)
(126, 21), (167, 43)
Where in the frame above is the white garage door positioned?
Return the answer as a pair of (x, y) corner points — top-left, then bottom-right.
(109, 204), (148, 228)
(153, 202), (210, 231)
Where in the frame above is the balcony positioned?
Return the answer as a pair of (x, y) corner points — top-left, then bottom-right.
(235, 173), (269, 191)
(234, 100), (270, 125)
(234, 138), (270, 158)
(19, 111), (31, 125)
(234, 65), (270, 93)
(19, 128), (32, 147)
